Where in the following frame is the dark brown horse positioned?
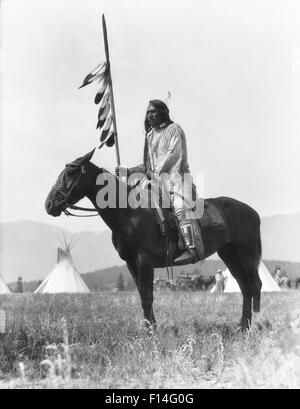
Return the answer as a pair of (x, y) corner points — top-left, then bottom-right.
(45, 150), (262, 331)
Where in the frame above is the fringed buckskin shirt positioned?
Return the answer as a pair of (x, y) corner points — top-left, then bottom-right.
(130, 122), (191, 177)
(129, 122), (194, 209)
(146, 122), (190, 176)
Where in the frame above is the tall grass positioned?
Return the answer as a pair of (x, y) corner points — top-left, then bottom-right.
(0, 290), (299, 388)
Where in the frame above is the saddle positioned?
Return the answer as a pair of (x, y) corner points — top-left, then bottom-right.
(152, 198), (225, 264)
(153, 198), (224, 235)
(199, 200), (225, 229)
(130, 177), (225, 260)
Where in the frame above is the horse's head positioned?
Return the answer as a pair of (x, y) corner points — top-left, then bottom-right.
(45, 149), (95, 217)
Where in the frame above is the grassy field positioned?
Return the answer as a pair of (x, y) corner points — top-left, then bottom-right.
(0, 289), (300, 389)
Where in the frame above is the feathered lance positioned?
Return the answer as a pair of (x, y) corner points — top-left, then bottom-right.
(101, 14), (121, 166)
(79, 15), (121, 166)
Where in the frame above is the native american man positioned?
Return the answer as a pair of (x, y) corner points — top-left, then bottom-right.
(116, 99), (201, 263)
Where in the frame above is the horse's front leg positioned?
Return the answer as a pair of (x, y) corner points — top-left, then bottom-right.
(241, 295), (252, 331)
(136, 252), (156, 334)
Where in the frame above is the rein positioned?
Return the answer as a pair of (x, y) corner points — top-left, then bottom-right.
(55, 163), (140, 218)
(63, 206), (99, 218)
(69, 204), (98, 212)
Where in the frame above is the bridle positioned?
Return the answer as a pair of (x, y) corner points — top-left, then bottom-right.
(52, 162), (99, 218)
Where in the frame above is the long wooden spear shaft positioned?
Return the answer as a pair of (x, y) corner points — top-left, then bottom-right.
(102, 14), (121, 166)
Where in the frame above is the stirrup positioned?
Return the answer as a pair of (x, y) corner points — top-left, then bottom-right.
(174, 248), (198, 264)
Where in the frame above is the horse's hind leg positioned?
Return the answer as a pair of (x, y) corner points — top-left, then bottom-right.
(218, 244), (252, 331)
(251, 270), (262, 313)
(235, 245), (262, 313)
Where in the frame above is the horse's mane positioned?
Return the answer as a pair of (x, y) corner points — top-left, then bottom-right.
(69, 149), (147, 196)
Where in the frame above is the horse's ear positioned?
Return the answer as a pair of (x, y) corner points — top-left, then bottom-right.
(80, 149), (95, 164)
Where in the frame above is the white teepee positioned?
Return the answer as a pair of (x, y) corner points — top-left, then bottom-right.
(35, 236), (90, 294)
(0, 274), (11, 294)
(223, 261), (281, 293)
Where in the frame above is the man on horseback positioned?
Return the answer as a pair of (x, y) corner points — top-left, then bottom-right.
(116, 99), (202, 264)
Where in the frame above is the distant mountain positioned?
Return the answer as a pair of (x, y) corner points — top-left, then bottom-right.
(18, 259), (300, 293)
(0, 220), (122, 282)
(0, 212), (300, 283)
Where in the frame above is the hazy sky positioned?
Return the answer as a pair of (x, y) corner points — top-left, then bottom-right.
(1, 0), (300, 233)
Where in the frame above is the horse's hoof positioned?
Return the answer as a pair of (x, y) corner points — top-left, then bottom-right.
(240, 318), (251, 332)
(144, 319), (156, 336)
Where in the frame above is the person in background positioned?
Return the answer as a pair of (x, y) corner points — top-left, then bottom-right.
(215, 269), (225, 292)
(275, 266), (282, 283)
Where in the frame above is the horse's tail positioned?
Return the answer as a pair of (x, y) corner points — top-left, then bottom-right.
(252, 224), (262, 313)
(256, 229), (262, 267)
